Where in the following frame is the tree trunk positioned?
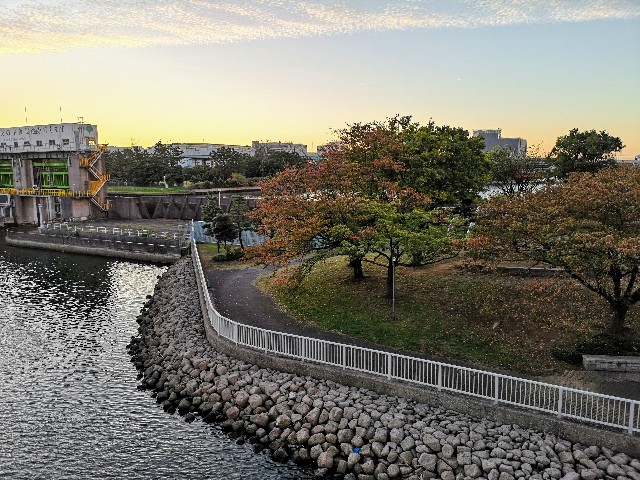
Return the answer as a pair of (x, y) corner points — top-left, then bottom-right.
(609, 303), (629, 335)
(349, 258), (364, 280)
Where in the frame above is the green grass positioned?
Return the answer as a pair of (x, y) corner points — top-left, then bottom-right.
(107, 185), (189, 195)
(258, 256), (639, 375)
(197, 243), (248, 270)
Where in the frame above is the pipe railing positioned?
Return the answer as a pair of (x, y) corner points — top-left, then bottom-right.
(190, 227), (639, 435)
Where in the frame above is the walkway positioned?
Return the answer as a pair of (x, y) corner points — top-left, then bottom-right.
(204, 264), (640, 401)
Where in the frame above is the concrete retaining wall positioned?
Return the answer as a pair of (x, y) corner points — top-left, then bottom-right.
(7, 234), (180, 264)
(584, 355), (640, 373)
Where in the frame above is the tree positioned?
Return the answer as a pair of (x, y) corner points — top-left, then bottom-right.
(202, 193), (223, 224)
(105, 146), (148, 184)
(228, 195), (254, 249)
(251, 116), (467, 298)
(487, 146), (547, 197)
(549, 128), (624, 179)
(471, 166), (640, 335)
(150, 142), (183, 185)
(400, 120), (490, 204)
(209, 147), (249, 185)
(104, 142), (183, 186)
(211, 214), (238, 252)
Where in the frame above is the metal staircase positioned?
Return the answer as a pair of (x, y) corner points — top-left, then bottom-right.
(81, 145), (111, 211)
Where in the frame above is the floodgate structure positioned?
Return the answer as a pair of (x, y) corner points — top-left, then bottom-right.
(0, 122), (110, 227)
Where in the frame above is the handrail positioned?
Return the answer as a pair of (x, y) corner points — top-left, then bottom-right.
(189, 224), (640, 435)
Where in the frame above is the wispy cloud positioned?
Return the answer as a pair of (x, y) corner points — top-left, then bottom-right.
(1, 0), (638, 55)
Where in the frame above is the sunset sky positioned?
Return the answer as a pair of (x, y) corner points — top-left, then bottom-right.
(1, 0), (639, 157)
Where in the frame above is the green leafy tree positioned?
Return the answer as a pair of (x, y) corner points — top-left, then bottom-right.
(471, 166), (640, 335)
(150, 142), (184, 185)
(202, 193), (223, 224)
(105, 146), (148, 184)
(105, 142), (184, 186)
(212, 214), (238, 252)
(209, 147), (249, 185)
(259, 151), (306, 177)
(228, 195), (254, 249)
(400, 119), (490, 204)
(549, 128), (624, 179)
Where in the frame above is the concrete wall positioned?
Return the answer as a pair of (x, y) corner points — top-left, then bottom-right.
(7, 232), (180, 264)
(108, 195), (208, 220)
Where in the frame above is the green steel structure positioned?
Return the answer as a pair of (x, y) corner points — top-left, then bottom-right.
(33, 161), (70, 189)
(0, 161), (13, 188)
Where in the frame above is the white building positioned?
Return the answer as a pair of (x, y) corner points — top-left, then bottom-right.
(169, 143), (254, 167)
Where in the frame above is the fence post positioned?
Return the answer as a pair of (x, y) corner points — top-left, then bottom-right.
(387, 354), (392, 380)
(493, 376), (499, 405)
(342, 344), (346, 370)
(301, 338), (306, 362)
(629, 402), (636, 435)
(437, 364), (443, 392)
(557, 387), (564, 417)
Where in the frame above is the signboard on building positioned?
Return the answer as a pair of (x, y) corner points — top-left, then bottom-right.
(0, 123), (99, 153)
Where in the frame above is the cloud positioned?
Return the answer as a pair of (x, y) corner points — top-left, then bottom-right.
(1, 0), (638, 55)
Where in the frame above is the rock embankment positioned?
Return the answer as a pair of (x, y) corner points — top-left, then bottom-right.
(128, 257), (640, 480)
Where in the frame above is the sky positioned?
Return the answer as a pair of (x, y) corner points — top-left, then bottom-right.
(1, 0), (639, 157)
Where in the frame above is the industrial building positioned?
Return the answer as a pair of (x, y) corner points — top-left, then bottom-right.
(473, 129), (528, 156)
(0, 122), (109, 226)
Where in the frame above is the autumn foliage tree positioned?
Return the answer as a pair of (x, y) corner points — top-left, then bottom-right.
(471, 166), (640, 335)
(250, 116), (471, 297)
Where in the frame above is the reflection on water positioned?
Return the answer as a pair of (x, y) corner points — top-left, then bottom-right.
(0, 233), (310, 479)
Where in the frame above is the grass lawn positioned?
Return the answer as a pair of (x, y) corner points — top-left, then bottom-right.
(107, 185), (189, 195)
(257, 256), (639, 375)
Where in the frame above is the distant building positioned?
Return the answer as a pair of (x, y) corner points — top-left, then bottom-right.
(473, 129), (527, 156)
(143, 143), (252, 168)
(0, 122), (109, 225)
(252, 141), (307, 157)
(108, 139), (309, 168)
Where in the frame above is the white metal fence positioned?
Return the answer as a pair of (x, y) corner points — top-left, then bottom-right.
(190, 233), (639, 435)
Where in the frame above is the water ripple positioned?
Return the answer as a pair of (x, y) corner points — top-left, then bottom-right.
(0, 235), (310, 479)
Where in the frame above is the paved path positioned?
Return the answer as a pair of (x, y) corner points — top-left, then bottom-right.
(204, 265), (640, 401)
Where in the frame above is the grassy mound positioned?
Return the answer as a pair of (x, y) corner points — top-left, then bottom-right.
(258, 256), (639, 375)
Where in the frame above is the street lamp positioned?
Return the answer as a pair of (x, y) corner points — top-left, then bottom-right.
(390, 237), (397, 321)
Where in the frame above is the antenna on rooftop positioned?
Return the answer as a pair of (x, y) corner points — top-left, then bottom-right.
(59, 106), (63, 123)
(24, 106), (28, 125)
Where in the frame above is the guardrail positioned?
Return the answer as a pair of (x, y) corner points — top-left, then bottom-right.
(190, 231), (639, 435)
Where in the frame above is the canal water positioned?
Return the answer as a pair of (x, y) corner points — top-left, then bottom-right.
(0, 232), (311, 479)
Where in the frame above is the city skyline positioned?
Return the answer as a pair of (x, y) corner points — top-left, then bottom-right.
(1, 1), (639, 157)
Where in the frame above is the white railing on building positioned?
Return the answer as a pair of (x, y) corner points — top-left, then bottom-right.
(190, 229), (639, 435)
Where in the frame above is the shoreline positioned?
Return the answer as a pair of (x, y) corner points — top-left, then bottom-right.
(128, 257), (639, 479)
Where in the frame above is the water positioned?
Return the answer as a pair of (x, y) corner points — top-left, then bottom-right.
(0, 232), (311, 479)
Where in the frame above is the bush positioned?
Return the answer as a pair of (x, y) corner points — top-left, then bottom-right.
(211, 247), (243, 262)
